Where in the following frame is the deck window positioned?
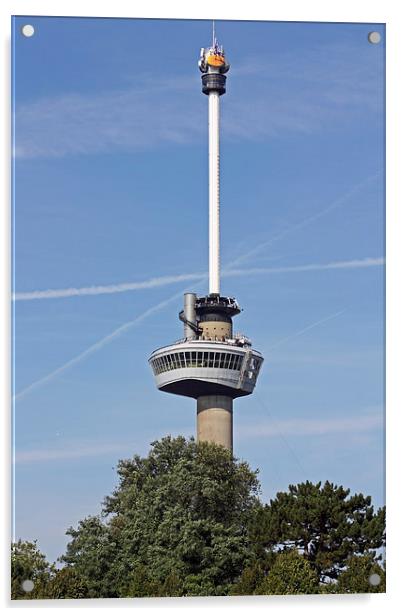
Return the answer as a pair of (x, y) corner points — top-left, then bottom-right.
(153, 350), (251, 374)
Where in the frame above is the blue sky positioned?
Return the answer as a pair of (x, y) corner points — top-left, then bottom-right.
(12, 16), (385, 564)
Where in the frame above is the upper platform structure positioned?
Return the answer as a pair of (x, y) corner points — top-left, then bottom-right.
(149, 292), (263, 400)
(198, 38), (230, 95)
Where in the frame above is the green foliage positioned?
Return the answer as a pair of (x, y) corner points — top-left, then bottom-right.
(11, 540), (55, 600)
(160, 570), (184, 597)
(61, 515), (118, 597)
(47, 567), (90, 599)
(123, 565), (163, 597)
(336, 555), (386, 593)
(256, 550), (320, 595)
(61, 436), (261, 597)
(250, 480), (385, 582)
(229, 561), (265, 595)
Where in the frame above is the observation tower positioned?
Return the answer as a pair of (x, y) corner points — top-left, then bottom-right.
(149, 30), (264, 451)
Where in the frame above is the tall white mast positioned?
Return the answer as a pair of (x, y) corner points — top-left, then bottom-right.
(199, 26), (229, 296)
(208, 90), (220, 295)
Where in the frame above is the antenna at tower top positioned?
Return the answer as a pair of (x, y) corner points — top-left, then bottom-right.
(212, 19), (216, 48)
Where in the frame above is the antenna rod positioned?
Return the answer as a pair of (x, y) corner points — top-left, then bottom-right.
(199, 29), (229, 295)
(209, 88), (220, 294)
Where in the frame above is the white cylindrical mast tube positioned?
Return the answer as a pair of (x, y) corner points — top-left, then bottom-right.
(208, 91), (220, 295)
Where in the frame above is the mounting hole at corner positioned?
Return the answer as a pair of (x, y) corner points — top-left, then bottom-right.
(21, 24), (35, 38)
(368, 31), (381, 44)
(368, 573), (381, 586)
(21, 579), (34, 592)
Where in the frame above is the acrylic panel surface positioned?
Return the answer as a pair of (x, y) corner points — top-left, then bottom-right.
(12, 16), (385, 598)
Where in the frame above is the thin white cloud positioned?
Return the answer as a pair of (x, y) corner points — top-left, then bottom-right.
(239, 412), (383, 439)
(14, 42), (382, 160)
(14, 442), (125, 463)
(267, 348), (382, 367)
(14, 412), (383, 463)
(13, 257), (384, 302)
(14, 82), (203, 159)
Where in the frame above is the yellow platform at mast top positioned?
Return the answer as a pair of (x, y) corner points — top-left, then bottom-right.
(206, 51), (226, 67)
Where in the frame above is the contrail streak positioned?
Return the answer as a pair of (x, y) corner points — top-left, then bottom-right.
(266, 309), (346, 352)
(14, 288), (188, 401)
(13, 254), (383, 400)
(13, 172), (380, 302)
(223, 257), (384, 278)
(13, 273), (205, 301)
(225, 171), (380, 269)
(13, 172), (379, 301)
(13, 257), (383, 301)
(13, 175), (381, 398)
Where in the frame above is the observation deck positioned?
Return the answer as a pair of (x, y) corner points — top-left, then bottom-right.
(149, 337), (263, 399)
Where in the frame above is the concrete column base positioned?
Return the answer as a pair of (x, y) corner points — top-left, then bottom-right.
(197, 395), (233, 450)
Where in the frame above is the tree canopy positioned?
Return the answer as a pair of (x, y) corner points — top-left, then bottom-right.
(11, 540), (55, 600)
(249, 480), (385, 583)
(336, 555), (386, 594)
(61, 435), (261, 597)
(256, 550), (320, 595)
(11, 436), (386, 599)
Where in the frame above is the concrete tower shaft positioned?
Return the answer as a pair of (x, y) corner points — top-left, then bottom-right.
(148, 33), (264, 453)
(197, 395), (233, 450)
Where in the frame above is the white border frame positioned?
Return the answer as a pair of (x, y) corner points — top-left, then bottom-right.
(2, 1), (401, 613)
